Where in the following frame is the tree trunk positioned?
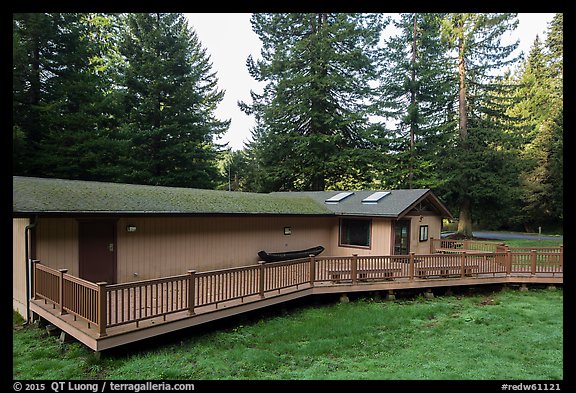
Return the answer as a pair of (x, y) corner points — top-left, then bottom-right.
(457, 198), (473, 238)
(408, 14), (418, 189)
(308, 13), (327, 192)
(457, 28), (467, 145)
(456, 17), (472, 237)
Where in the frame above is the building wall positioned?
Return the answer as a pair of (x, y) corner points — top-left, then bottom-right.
(29, 213), (443, 284)
(408, 214), (442, 255)
(32, 216), (335, 282)
(115, 216), (334, 282)
(12, 218), (29, 318)
(34, 218), (79, 276)
(329, 217), (393, 256)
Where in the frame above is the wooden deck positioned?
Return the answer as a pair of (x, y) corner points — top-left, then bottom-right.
(29, 247), (563, 352)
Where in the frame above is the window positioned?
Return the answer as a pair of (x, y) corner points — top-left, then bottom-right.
(339, 218), (371, 248)
(419, 225), (429, 242)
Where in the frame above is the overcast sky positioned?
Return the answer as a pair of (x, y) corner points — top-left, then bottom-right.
(185, 13), (557, 151)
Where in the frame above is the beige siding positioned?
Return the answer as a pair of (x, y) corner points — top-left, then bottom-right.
(13, 218), (29, 318)
(116, 216), (335, 282)
(330, 218), (393, 256)
(29, 213), (443, 284)
(410, 215), (441, 255)
(35, 218), (79, 275)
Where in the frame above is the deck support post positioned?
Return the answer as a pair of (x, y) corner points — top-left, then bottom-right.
(96, 282), (108, 338)
(531, 250), (537, 276)
(385, 290), (395, 301)
(424, 288), (434, 299)
(460, 251), (466, 278)
(506, 249), (512, 276)
(259, 261), (265, 298)
(58, 269), (68, 315)
(520, 283), (529, 292)
(309, 255), (316, 287)
(187, 270), (196, 316)
(351, 254), (358, 285)
(409, 252), (415, 281)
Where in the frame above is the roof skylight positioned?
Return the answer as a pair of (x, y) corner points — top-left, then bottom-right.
(325, 192), (354, 204)
(361, 191), (390, 204)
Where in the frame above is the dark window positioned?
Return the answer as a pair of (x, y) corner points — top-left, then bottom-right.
(419, 225), (429, 242)
(340, 219), (371, 248)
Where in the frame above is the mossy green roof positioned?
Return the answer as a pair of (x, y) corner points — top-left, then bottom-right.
(12, 176), (332, 215)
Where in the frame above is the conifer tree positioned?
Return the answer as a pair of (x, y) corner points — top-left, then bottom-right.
(438, 13), (521, 237)
(379, 13), (455, 190)
(118, 13), (230, 188)
(240, 13), (387, 191)
(511, 14), (563, 231)
(13, 13), (126, 180)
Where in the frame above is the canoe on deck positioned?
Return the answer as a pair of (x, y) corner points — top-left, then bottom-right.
(258, 246), (325, 263)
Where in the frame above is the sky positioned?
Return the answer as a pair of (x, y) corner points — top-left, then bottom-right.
(185, 13), (557, 151)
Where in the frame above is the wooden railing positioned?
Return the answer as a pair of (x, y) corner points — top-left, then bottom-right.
(31, 247), (563, 337)
(196, 265), (260, 307)
(106, 273), (192, 328)
(430, 238), (505, 253)
(32, 260), (106, 337)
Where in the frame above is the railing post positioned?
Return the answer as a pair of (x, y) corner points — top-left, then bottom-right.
(531, 249), (537, 275)
(430, 237), (434, 254)
(309, 254), (316, 287)
(32, 260), (40, 300)
(58, 269), (68, 315)
(409, 252), (415, 281)
(351, 254), (358, 285)
(460, 251), (466, 278)
(187, 270), (196, 316)
(96, 282), (108, 338)
(259, 261), (265, 298)
(506, 249), (512, 276)
(559, 245), (563, 272)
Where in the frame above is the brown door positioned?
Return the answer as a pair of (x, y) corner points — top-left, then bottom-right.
(78, 220), (116, 284)
(393, 220), (410, 255)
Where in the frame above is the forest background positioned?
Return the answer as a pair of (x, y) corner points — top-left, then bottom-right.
(12, 13), (563, 236)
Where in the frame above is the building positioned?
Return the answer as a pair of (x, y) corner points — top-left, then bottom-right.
(12, 176), (452, 318)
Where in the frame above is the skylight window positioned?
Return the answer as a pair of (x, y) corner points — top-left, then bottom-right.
(361, 191), (390, 204)
(325, 192), (354, 204)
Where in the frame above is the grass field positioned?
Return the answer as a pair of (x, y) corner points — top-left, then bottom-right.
(484, 238), (563, 248)
(13, 285), (563, 380)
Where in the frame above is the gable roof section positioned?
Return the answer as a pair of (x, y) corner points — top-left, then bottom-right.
(12, 176), (332, 216)
(274, 189), (453, 219)
(13, 176), (452, 219)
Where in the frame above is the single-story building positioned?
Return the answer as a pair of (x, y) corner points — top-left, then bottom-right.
(12, 176), (452, 318)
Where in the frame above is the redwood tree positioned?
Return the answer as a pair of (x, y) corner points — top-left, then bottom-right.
(439, 13), (521, 237)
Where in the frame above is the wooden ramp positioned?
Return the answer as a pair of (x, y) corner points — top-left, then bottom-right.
(29, 250), (563, 352)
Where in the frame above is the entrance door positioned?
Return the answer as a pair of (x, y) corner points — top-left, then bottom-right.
(78, 220), (116, 284)
(394, 220), (410, 255)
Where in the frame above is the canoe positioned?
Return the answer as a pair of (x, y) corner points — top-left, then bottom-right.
(258, 246), (325, 263)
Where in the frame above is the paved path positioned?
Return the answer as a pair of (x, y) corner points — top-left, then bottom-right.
(442, 230), (563, 241)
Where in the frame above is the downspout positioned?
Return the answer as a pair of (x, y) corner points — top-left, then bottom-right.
(24, 216), (37, 325)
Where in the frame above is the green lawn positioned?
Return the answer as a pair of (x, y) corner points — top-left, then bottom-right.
(13, 286), (563, 380)
(498, 238), (563, 248)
